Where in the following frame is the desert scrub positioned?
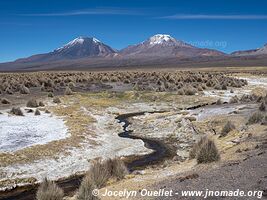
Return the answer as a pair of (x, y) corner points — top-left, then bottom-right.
(19, 84), (30, 94)
(259, 102), (266, 112)
(1, 98), (10, 104)
(229, 96), (239, 104)
(86, 158), (128, 188)
(10, 107), (24, 116)
(247, 111), (264, 124)
(220, 121), (235, 137)
(189, 137), (208, 159)
(26, 99), (39, 108)
(35, 109), (41, 115)
(64, 86), (73, 95)
(53, 97), (61, 103)
(36, 178), (64, 200)
(108, 158), (128, 180)
(77, 175), (99, 200)
(197, 138), (220, 164)
(48, 92), (54, 98)
(189, 137), (220, 163)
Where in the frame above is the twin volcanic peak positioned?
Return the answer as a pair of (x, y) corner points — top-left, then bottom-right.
(16, 34), (230, 63)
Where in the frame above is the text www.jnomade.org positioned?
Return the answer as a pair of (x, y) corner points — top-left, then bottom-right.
(92, 188), (263, 199)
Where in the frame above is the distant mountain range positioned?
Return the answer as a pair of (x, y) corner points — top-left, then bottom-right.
(0, 34), (266, 71)
(231, 43), (267, 56)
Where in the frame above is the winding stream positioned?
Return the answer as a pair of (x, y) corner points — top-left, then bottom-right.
(0, 111), (172, 200)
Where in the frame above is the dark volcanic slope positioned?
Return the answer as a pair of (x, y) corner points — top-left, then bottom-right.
(120, 34), (225, 58)
(15, 37), (116, 63)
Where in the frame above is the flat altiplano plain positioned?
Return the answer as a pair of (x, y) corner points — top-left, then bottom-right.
(0, 69), (266, 199)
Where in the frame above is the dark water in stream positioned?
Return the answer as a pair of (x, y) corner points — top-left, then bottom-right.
(0, 111), (172, 200)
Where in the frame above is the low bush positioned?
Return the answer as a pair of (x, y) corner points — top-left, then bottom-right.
(259, 102), (266, 112)
(229, 96), (239, 104)
(26, 99), (39, 108)
(36, 178), (64, 200)
(197, 139), (220, 164)
(64, 87), (73, 95)
(10, 107), (24, 116)
(247, 112), (264, 124)
(189, 137), (208, 159)
(53, 97), (61, 104)
(220, 121), (235, 137)
(35, 109), (41, 115)
(77, 175), (99, 200)
(19, 85), (30, 94)
(1, 98), (10, 104)
(48, 92), (54, 98)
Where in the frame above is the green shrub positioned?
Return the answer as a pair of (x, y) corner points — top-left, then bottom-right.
(36, 178), (64, 200)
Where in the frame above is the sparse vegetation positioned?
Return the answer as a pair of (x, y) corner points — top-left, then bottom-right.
(64, 86), (73, 95)
(220, 121), (235, 137)
(1, 98), (10, 104)
(247, 111), (264, 124)
(197, 138), (220, 164)
(10, 107), (24, 116)
(35, 109), (41, 115)
(77, 175), (99, 200)
(26, 99), (39, 108)
(189, 137), (220, 164)
(77, 158), (128, 199)
(36, 178), (64, 200)
(259, 102), (266, 112)
(53, 97), (61, 104)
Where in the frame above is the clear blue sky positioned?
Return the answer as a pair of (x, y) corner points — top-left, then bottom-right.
(0, 0), (267, 62)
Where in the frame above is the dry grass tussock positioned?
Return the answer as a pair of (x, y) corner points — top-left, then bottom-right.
(77, 158), (128, 199)
(189, 136), (220, 164)
(0, 71), (248, 96)
(36, 178), (64, 200)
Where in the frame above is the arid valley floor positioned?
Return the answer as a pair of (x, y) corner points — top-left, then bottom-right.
(0, 67), (266, 200)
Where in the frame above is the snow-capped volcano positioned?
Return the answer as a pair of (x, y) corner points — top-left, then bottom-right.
(16, 36), (116, 63)
(145, 34), (190, 47)
(56, 36), (101, 51)
(120, 34), (224, 57)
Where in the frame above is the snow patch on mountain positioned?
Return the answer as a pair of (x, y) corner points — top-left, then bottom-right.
(148, 34), (174, 45)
